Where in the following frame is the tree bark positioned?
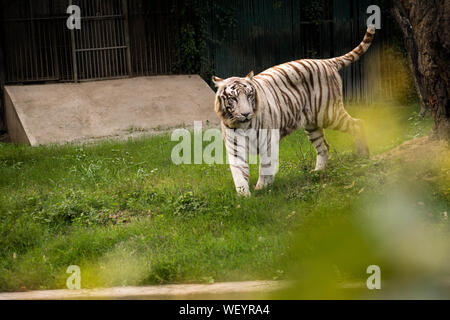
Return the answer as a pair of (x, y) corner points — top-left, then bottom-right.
(392, 0), (450, 140)
(0, 26), (6, 133)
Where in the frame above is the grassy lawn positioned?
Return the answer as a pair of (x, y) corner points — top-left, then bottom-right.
(0, 102), (447, 294)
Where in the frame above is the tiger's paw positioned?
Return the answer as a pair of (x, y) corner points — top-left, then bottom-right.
(236, 186), (251, 197)
(254, 183), (265, 191)
(255, 176), (274, 191)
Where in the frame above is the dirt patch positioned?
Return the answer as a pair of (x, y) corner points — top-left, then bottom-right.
(0, 281), (287, 300)
(376, 136), (449, 163)
(376, 136), (450, 195)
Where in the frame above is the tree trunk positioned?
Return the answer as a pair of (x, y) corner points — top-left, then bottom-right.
(392, 0), (450, 140)
(0, 14), (7, 135)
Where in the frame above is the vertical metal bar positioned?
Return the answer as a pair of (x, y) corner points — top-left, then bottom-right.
(66, 14), (72, 80)
(43, 2), (50, 79)
(156, 1), (163, 74)
(112, 9), (119, 76)
(92, 3), (99, 78)
(97, 1), (102, 78)
(19, 29), (25, 81)
(151, 7), (157, 74)
(51, 18), (60, 80)
(155, 2), (160, 74)
(84, 0), (89, 79)
(79, 0), (85, 79)
(151, 2), (157, 74)
(120, 18), (126, 75)
(94, 0), (98, 78)
(122, 0), (132, 76)
(37, 20), (44, 79)
(69, 0), (78, 82)
(160, 6), (167, 73)
(42, 20), (50, 79)
(87, 0), (93, 79)
(27, 23), (32, 81)
(49, 1), (59, 80)
(29, 0), (39, 81)
(61, 16), (67, 80)
(101, 1), (107, 78)
(143, 5), (149, 75)
(80, 15), (85, 79)
(106, 16), (112, 78)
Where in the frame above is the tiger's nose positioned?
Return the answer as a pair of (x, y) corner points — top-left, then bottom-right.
(241, 112), (253, 119)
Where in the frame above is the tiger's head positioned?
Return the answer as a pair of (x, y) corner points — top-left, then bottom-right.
(212, 71), (258, 129)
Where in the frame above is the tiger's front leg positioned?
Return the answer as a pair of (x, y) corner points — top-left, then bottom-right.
(224, 129), (251, 197)
(229, 162), (250, 196)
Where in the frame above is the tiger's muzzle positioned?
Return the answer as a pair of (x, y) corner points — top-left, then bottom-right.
(236, 112), (254, 123)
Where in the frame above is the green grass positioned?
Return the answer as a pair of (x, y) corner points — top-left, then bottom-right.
(0, 102), (445, 293)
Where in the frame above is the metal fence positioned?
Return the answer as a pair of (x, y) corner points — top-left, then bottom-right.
(70, 0), (131, 81)
(0, 0), (395, 102)
(207, 0), (384, 102)
(1, 0), (68, 82)
(128, 0), (177, 76)
(0, 0), (177, 83)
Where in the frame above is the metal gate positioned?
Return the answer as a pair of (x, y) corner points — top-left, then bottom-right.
(0, 0), (136, 83)
(70, 0), (131, 82)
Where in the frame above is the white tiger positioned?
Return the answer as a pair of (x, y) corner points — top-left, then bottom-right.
(213, 26), (376, 196)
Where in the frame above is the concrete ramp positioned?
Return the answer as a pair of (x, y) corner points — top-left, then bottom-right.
(4, 75), (219, 145)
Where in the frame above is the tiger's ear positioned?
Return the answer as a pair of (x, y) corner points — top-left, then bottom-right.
(212, 76), (224, 87)
(246, 71), (254, 79)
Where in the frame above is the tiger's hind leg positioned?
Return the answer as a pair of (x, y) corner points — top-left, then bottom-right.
(352, 118), (370, 157)
(305, 128), (329, 171)
(329, 108), (370, 157)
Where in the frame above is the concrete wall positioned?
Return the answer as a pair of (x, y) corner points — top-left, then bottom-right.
(4, 89), (34, 145)
(4, 75), (218, 145)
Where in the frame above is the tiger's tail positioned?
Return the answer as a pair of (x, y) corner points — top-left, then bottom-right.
(329, 25), (376, 71)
